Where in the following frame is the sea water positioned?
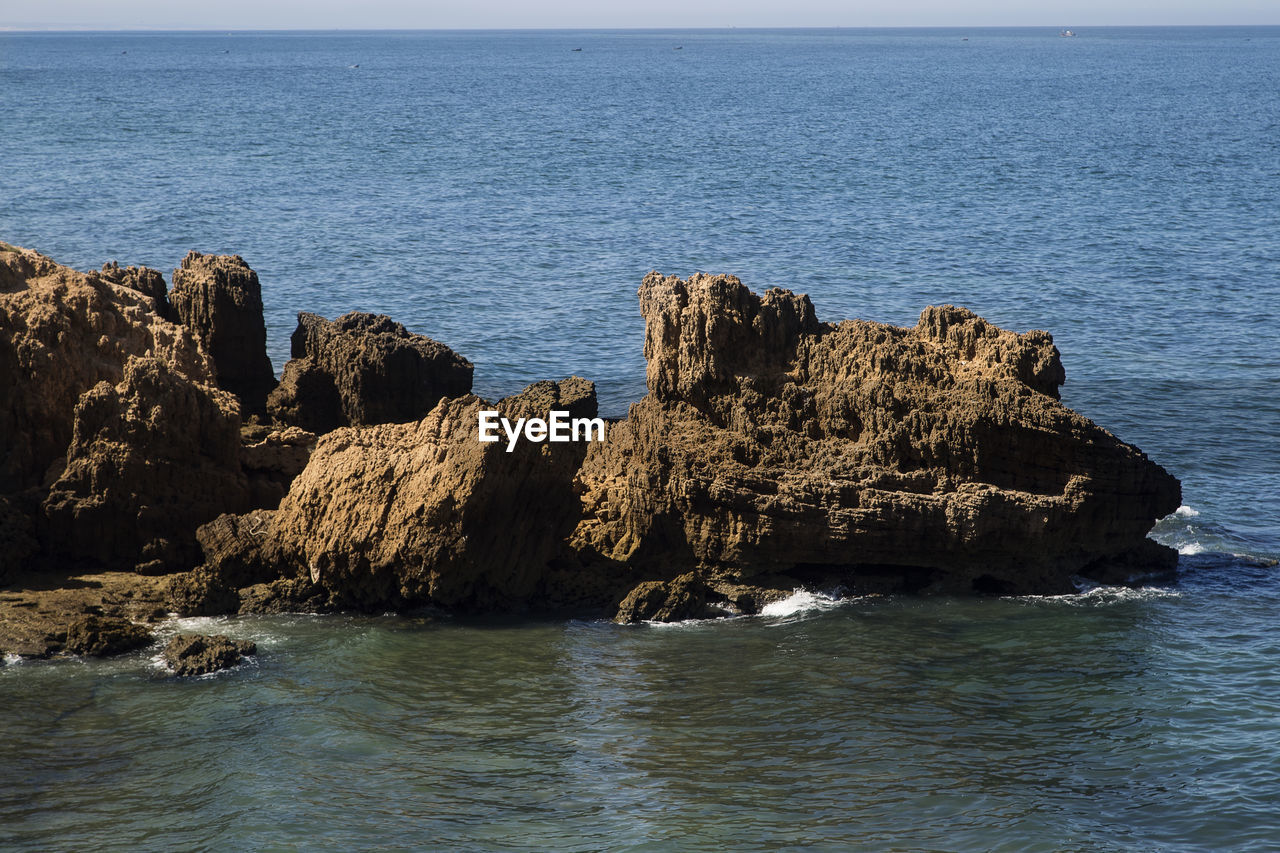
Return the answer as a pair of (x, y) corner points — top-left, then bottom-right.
(1, 28), (1278, 850)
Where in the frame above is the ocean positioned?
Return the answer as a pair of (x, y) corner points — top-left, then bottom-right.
(1, 27), (1278, 850)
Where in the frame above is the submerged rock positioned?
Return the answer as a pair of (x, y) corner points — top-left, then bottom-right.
(41, 356), (253, 573)
(572, 272), (1181, 597)
(267, 311), (473, 433)
(0, 245), (212, 493)
(162, 633), (256, 676)
(170, 251), (276, 416)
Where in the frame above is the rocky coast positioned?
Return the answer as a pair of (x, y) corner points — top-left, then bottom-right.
(0, 243), (1181, 664)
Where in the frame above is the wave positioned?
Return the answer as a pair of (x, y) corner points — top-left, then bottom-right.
(1012, 581), (1182, 606)
(640, 587), (846, 627)
(759, 588), (843, 618)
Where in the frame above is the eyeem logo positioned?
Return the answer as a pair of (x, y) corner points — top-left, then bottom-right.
(478, 410), (605, 452)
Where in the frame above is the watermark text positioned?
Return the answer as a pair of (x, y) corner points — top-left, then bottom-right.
(478, 410), (605, 452)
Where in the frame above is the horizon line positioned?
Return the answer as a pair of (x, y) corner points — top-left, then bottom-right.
(4, 23), (1280, 33)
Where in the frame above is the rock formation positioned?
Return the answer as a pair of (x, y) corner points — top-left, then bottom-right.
(170, 251), (276, 416)
(181, 378), (597, 614)
(64, 615), (153, 657)
(0, 245), (212, 493)
(267, 311), (473, 433)
(41, 356), (253, 574)
(241, 426), (317, 507)
(162, 633), (256, 676)
(3, 241), (1185, 645)
(98, 261), (175, 320)
(572, 272), (1181, 607)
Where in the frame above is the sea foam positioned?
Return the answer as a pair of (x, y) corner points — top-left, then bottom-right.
(759, 588), (842, 618)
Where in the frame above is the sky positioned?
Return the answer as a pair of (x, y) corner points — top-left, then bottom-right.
(1, 0), (1277, 30)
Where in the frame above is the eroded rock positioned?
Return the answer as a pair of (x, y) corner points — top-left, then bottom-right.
(571, 272), (1181, 597)
(213, 377), (596, 612)
(170, 251), (276, 416)
(241, 426), (317, 506)
(614, 572), (711, 623)
(267, 311), (473, 433)
(98, 261), (175, 320)
(65, 614), (153, 657)
(41, 356), (253, 573)
(0, 245), (212, 492)
(162, 633), (256, 677)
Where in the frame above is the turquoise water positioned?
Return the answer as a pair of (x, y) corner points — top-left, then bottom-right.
(2, 28), (1279, 850)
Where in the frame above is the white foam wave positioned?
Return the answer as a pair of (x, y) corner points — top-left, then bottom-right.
(760, 588), (842, 617)
(1174, 505), (1201, 518)
(1016, 583), (1181, 605)
(3, 653), (23, 666)
(1178, 542), (1208, 555)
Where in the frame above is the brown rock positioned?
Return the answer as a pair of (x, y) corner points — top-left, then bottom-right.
(165, 567), (241, 616)
(267, 311), (472, 433)
(0, 245), (213, 492)
(162, 633), (256, 677)
(614, 572), (711, 623)
(237, 577), (327, 614)
(0, 567), (171, 658)
(170, 251), (276, 416)
(241, 426), (316, 505)
(41, 356), (253, 573)
(571, 272), (1181, 596)
(98, 261), (175, 320)
(64, 614), (153, 657)
(237, 377), (596, 611)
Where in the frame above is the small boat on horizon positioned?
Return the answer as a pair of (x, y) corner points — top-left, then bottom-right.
(1060, 29), (1077, 37)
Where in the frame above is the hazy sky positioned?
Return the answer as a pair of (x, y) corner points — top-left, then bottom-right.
(2, 0), (1277, 30)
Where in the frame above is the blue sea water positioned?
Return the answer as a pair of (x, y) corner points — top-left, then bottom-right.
(1, 28), (1279, 851)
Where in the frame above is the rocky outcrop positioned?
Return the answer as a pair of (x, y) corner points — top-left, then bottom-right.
(241, 426), (316, 507)
(0, 245), (212, 492)
(267, 311), (473, 433)
(41, 356), (253, 574)
(614, 572), (712, 623)
(572, 272), (1181, 600)
(98, 261), (175, 320)
(181, 377), (597, 614)
(162, 633), (256, 676)
(170, 251), (276, 416)
(64, 614), (153, 657)
(5, 242), (1185, 632)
